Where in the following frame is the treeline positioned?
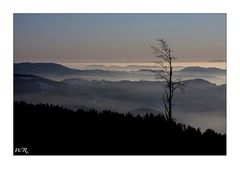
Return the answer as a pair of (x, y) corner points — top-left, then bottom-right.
(14, 101), (226, 155)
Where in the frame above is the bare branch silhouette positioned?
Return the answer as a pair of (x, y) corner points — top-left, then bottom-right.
(151, 38), (184, 122)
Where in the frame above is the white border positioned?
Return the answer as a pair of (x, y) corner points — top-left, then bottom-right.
(1, 0), (240, 169)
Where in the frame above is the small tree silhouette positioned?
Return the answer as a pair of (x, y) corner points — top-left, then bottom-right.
(151, 39), (184, 123)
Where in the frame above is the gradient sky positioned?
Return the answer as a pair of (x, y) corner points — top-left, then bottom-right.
(14, 13), (226, 63)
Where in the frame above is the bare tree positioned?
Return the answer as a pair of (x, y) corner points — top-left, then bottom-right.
(151, 39), (184, 123)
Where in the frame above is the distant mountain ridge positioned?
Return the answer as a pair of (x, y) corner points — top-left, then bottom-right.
(15, 62), (225, 74)
(14, 73), (226, 133)
(14, 62), (81, 75)
(138, 66), (225, 73)
(14, 62), (115, 77)
(14, 73), (66, 94)
(14, 62), (226, 85)
(179, 66), (225, 73)
(14, 73), (225, 113)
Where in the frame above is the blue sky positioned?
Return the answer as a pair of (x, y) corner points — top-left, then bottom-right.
(14, 13), (226, 63)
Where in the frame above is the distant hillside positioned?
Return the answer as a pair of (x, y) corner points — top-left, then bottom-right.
(14, 73), (67, 94)
(180, 66), (225, 73)
(14, 62), (82, 75)
(137, 69), (157, 73)
(14, 63), (226, 85)
(14, 74), (225, 115)
(138, 66), (226, 74)
(14, 101), (226, 155)
(14, 63), (117, 80)
(14, 74), (226, 133)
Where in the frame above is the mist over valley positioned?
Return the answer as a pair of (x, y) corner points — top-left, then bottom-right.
(14, 62), (226, 133)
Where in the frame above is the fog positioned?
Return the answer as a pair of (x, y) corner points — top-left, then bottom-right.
(14, 62), (226, 133)
(14, 73), (226, 133)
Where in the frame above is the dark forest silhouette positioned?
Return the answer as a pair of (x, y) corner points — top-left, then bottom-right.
(14, 101), (226, 155)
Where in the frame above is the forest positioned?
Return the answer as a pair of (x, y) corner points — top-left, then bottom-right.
(14, 101), (226, 155)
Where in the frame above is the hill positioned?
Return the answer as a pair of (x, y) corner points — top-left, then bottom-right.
(127, 107), (160, 116)
(180, 66), (225, 74)
(14, 101), (226, 155)
(14, 74), (225, 116)
(14, 62), (81, 75)
(14, 73), (67, 94)
(13, 63), (226, 84)
(14, 74), (226, 133)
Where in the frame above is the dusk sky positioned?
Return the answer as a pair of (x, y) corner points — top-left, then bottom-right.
(14, 13), (226, 63)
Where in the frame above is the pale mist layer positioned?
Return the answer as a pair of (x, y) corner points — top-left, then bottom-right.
(14, 62), (226, 133)
(58, 62), (226, 85)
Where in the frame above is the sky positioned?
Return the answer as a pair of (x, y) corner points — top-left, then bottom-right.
(14, 13), (226, 63)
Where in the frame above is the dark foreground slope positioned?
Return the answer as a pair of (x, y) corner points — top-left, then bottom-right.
(14, 101), (226, 155)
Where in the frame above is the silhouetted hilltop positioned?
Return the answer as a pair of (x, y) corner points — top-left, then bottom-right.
(14, 74), (226, 124)
(14, 73), (67, 94)
(14, 63), (118, 81)
(137, 69), (157, 73)
(13, 63), (226, 84)
(128, 107), (160, 116)
(14, 101), (226, 155)
(180, 66), (225, 74)
(14, 62), (82, 75)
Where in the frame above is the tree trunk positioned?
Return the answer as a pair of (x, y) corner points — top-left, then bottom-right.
(169, 57), (172, 122)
